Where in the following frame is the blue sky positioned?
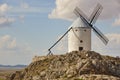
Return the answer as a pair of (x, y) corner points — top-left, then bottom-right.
(0, 0), (120, 65)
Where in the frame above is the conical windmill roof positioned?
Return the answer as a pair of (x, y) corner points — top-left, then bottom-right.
(70, 17), (87, 27)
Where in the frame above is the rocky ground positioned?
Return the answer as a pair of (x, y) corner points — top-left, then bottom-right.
(0, 68), (22, 80)
(7, 51), (120, 80)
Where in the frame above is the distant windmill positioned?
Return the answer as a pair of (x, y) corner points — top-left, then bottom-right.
(48, 3), (109, 55)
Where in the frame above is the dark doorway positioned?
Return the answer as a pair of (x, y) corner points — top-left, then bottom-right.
(79, 47), (83, 51)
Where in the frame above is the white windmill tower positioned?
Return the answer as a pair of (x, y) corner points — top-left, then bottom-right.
(68, 4), (109, 52)
(48, 4), (109, 55)
(68, 18), (91, 52)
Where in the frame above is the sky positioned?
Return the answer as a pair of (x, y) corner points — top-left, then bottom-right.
(0, 0), (120, 65)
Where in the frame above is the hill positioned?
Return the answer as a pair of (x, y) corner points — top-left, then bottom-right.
(7, 51), (120, 80)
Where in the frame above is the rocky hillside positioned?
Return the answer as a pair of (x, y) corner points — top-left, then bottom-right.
(7, 51), (120, 80)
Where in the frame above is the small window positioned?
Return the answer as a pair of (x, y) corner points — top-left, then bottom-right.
(75, 29), (78, 31)
(79, 47), (83, 51)
(84, 29), (87, 32)
(80, 40), (83, 43)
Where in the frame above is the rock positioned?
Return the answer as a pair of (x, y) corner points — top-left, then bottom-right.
(66, 67), (77, 78)
(7, 51), (120, 80)
(32, 75), (40, 80)
(40, 71), (46, 77)
(79, 74), (120, 80)
(8, 73), (16, 80)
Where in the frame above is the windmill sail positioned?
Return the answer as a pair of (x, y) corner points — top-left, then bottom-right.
(74, 7), (89, 22)
(74, 3), (109, 45)
(48, 27), (73, 55)
(89, 3), (103, 24)
(92, 26), (109, 45)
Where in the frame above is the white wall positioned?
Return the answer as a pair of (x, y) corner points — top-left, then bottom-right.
(68, 27), (91, 52)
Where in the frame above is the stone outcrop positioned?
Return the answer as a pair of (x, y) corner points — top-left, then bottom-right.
(7, 51), (120, 80)
(32, 56), (48, 63)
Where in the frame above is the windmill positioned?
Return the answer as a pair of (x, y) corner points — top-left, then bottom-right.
(48, 3), (109, 55)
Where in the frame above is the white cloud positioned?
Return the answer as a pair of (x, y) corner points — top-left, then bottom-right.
(92, 33), (120, 57)
(0, 35), (34, 65)
(112, 15), (120, 26)
(0, 3), (16, 27)
(0, 16), (15, 27)
(1, 35), (10, 41)
(8, 39), (17, 49)
(0, 35), (10, 48)
(0, 3), (10, 13)
(9, 1), (50, 14)
(21, 2), (29, 9)
(10, 7), (50, 14)
(49, 0), (120, 21)
(19, 15), (25, 19)
(19, 15), (25, 23)
(0, 35), (17, 50)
